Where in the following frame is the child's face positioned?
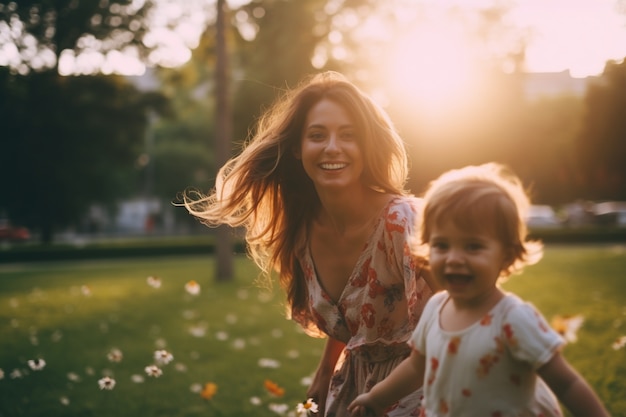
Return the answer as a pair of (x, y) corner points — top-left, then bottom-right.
(428, 218), (510, 308)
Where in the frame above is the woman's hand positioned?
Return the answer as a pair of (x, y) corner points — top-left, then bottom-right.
(307, 337), (346, 416)
(306, 374), (330, 416)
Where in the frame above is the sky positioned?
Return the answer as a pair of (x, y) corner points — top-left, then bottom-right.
(0, 0), (624, 77)
(510, 0), (626, 77)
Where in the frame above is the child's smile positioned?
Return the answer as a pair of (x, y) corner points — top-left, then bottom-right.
(429, 220), (508, 309)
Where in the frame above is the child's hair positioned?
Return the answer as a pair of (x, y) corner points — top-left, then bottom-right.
(420, 162), (543, 278)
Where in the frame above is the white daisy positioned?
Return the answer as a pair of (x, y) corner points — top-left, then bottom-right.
(146, 275), (162, 288)
(98, 376), (116, 390)
(184, 280), (200, 295)
(296, 398), (319, 415)
(154, 350), (173, 365)
(107, 348), (123, 363)
(258, 358), (281, 368)
(145, 365), (163, 377)
(612, 335), (626, 350)
(28, 358), (46, 371)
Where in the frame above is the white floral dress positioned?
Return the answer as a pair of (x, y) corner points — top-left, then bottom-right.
(410, 291), (564, 417)
(294, 196), (434, 417)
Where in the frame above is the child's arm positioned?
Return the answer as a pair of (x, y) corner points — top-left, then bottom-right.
(348, 348), (425, 416)
(538, 351), (610, 417)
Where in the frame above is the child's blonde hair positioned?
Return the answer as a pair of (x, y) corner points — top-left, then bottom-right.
(420, 162), (543, 278)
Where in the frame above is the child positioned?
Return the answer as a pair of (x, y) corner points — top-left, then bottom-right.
(348, 163), (609, 417)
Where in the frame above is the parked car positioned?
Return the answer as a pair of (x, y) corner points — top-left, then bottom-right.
(0, 219), (31, 242)
(526, 205), (562, 229)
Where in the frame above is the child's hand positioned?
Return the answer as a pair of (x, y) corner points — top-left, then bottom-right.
(348, 393), (383, 416)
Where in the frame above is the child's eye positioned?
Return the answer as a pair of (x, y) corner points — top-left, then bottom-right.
(430, 241), (448, 250)
(466, 242), (483, 251)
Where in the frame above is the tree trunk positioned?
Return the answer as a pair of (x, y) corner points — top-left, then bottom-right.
(214, 0), (234, 282)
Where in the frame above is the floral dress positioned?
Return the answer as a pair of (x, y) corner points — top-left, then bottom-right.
(410, 291), (564, 417)
(294, 196), (434, 417)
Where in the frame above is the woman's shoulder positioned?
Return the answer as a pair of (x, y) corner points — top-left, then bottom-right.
(386, 194), (423, 218)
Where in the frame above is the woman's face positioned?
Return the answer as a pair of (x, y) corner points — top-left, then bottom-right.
(298, 99), (364, 192)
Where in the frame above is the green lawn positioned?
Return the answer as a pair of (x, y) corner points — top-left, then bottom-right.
(0, 245), (624, 417)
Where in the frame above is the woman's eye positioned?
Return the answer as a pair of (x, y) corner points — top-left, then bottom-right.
(341, 130), (355, 140)
(307, 131), (325, 140)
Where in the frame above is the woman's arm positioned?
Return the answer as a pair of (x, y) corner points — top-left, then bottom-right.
(348, 349), (425, 416)
(307, 337), (346, 416)
(538, 352), (610, 417)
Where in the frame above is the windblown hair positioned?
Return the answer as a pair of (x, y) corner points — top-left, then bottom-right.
(419, 163), (543, 278)
(183, 71), (409, 316)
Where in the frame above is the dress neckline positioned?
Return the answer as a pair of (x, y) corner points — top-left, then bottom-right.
(306, 196), (402, 305)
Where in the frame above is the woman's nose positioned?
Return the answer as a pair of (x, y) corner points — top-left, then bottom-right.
(324, 134), (340, 153)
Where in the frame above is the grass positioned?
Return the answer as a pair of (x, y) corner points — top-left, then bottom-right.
(0, 245), (625, 416)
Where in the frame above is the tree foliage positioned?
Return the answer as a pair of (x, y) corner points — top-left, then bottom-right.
(0, 67), (168, 242)
(0, 0), (171, 243)
(231, 0), (331, 142)
(0, 0), (153, 74)
(577, 58), (626, 200)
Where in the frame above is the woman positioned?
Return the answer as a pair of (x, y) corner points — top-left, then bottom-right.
(184, 71), (438, 416)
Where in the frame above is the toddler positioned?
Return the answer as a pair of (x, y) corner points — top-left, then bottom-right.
(348, 163), (609, 417)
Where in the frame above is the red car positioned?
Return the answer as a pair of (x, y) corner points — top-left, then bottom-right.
(0, 220), (31, 242)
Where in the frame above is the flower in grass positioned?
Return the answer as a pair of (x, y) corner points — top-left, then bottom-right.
(131, 374), (145, 383)
(0, 369), (4, 380)
(146, 276), (162, 288)
(612, 335), (626, 350)
(250, 396), (262, 406)
(154, 338), (167, 349)
(154, 349), (174, 365)
(258, 358), (281, 368)
(185, 280), (201, 295)
(551, 314), (584, 343)
(268, 403), (289, 415)
(81, 285), (92, 296)
(28, 358), (46, 371)
(10, 369), (23, 379)
(60, 396), (70, 406)
(107, 348), (123, 363)
(200, 382), (218, 400)
(232, 338), (246, 350)
(145, 364), (163, 377)
(189, 324), (207, 337)
(98, 376), (116, 390)
(296, 398), (319, 415)
(67, 372), (81, 382)
(264, 379), (285, 397)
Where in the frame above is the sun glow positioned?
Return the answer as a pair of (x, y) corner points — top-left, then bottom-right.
(385, 23), (484, 112)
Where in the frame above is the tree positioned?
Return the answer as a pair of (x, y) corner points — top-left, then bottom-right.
(0, 68), (168, 242)
(0, 0), (172, 243)
(577, 58), (626, 200)
(0, 0), (153, 74)
(214, 0), (234, 281)
(232, 0), (331, 142)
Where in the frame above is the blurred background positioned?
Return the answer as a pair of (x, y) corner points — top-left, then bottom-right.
(1, 0), (625, 246)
